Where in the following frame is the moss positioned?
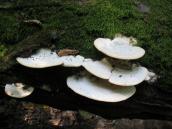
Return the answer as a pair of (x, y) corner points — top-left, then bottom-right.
(0, 13), (42, 51)
(0, 0), (171, 88)
(0, 44), (7, 58)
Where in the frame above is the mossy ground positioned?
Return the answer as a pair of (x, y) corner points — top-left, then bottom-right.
(0, 0), (171, 88)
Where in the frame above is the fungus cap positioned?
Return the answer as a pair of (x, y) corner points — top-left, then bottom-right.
(94, 38), (145, 60)
(82, 58), (113, 79)
(109, 65), (148, 86)
(5, 83), (34, 98)
(16, 49), (63, 68)
(67, 74), (136, 102)
(62, 55), (85, 67)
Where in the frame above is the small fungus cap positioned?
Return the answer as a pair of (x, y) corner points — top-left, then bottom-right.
(109, 65), (148, 86)
(94, 38), (145, 60)
(5, 83), (34, 98)
(67, 73), (136, 102)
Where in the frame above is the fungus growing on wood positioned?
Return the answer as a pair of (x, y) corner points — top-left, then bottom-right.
(62, 55), (85, 67)
(15, 34), (157, 102)
(94, 37), (145, 60)
(82, 58), (148, 86)
(16, 49), (63, 68)
(82, 58), (113, 79)
(67, 73), (136, 102)
(109, 65), (148, 86)
(17, 49), (85, 68)
(5, 83), (34, 98)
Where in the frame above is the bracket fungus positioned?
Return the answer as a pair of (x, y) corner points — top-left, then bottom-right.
(94, 37), (145, 60)
(16, 49), (63, 68)
(65, 35), (156, 101)
(62, 55), (85, 67)
(15, 34), (157, 102)
(17, 48), (85, 68)
(67, 73), (136, 102)
(109, 65), (148, 86)
(82, 58), (113, 79)
(5, 83), (34, 98)
(82, 59), (149, 86)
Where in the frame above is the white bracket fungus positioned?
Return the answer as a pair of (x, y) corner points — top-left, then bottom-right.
(82, 58), (113, 79)
(62, 55), (85, 67)
(94, 37), (145, 60)
(16, 49), (85, 68)
(82, 58), (148, 86)
(5, 83), (34, 98)
(109, 65), (148, 86)
(67, 73), (136, 102)
(15, 34), (157, 102)
(16, 49), (63, 68)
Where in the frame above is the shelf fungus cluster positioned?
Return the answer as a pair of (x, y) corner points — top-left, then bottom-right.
(67, 36), (153, 102)
(5, 35), (156, 102)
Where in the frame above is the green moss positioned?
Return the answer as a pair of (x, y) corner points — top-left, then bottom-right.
(0, 44), (7, 58)
(0, 12), (41, 45)
(0, 0), (171, 88)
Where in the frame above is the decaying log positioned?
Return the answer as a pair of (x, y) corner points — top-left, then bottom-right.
(0, 64), (172, 121)
(0, 31), (172, 121)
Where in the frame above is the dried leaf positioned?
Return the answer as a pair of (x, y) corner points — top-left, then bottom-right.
(57, 49), (79, 57)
